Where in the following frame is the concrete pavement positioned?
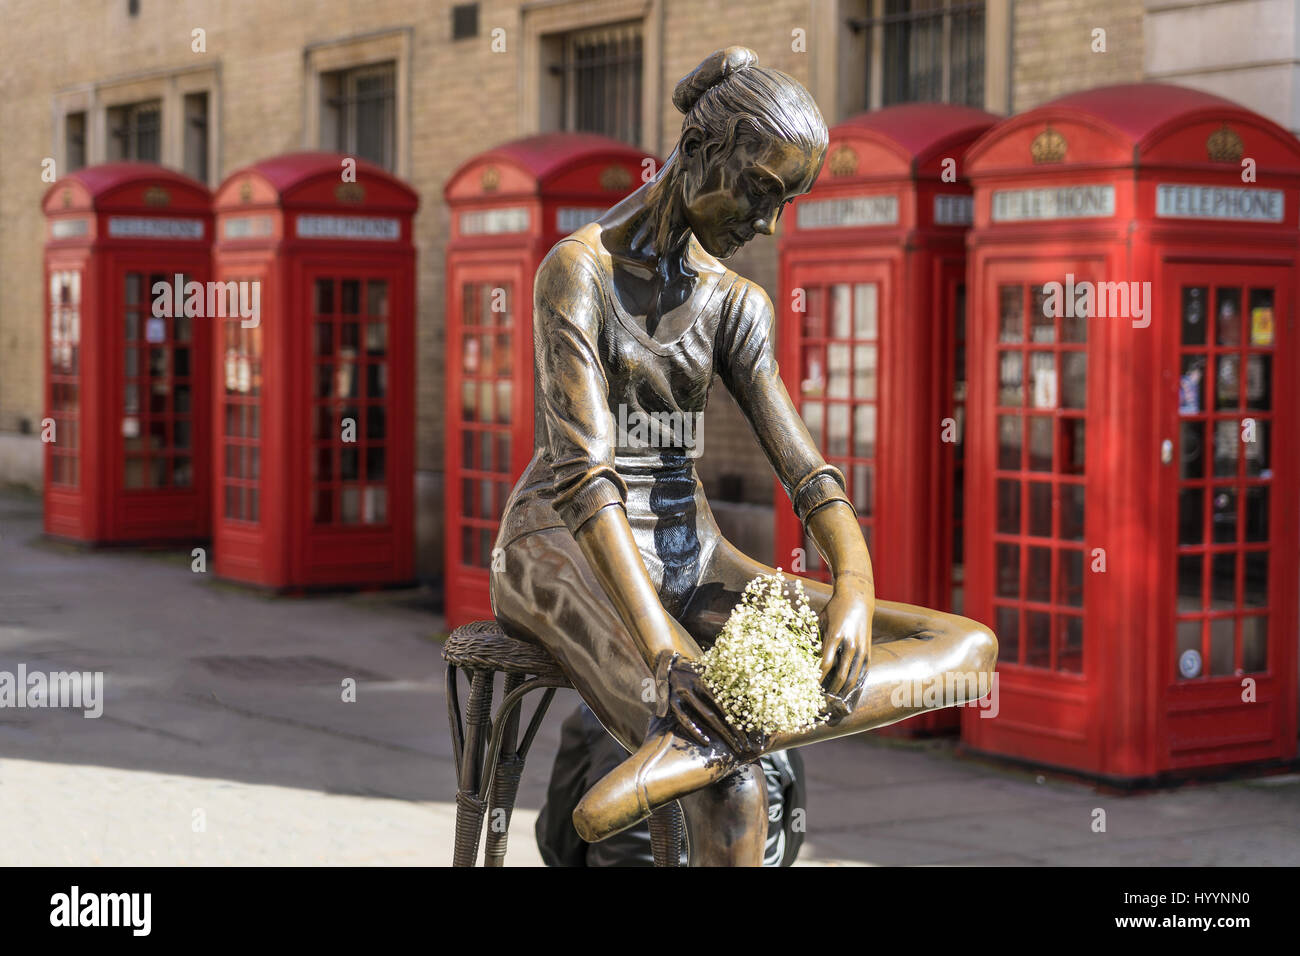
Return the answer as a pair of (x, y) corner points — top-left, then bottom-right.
(1, 487), (1297, 866)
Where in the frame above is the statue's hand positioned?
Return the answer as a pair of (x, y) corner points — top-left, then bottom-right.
(819, 581), (874, 712)
(652, 651), (766, 758)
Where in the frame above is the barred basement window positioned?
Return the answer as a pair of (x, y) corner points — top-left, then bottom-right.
(852, 0), (985, 109)
(550, 22), (643, 146)
(321, 63), (396, 172)
(107, 100), (162, 162)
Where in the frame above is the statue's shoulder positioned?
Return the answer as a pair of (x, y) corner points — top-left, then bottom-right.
(537, 224), (608, 289)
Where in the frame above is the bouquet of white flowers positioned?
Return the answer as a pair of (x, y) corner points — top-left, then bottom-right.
(697, 571), (828, 740)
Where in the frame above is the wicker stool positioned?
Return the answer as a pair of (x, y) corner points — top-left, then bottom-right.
(444, 620), (684, 867)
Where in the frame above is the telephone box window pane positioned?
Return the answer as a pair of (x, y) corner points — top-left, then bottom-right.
(1209, 618), (1234, 676)
(1028, 482), (1052, 537)
(476, 382), (494, 423)
(150, 458), (169, 488)
(315, 447), (333, 481)
(461, 382), (476, 422)
(1177, 554), (1203, 611)
(314, 279), (333, 316)
(1029, 353), (1056, 408)
(853, 283), (877, 339)
(366, 322), (388, 356)
(341, 321), (361, 355)
(1214, 288), (1242, 346)
(366, 364), (387, 399)
(341, 488), (361, 524)
(998, 286), (1023, 343)
(853, 345), (877, 400)
(1060, 484), (1085, 542)
(149, 420), (168, 450)
(853, 405), (875, 459)
(125, 311), (140, 342)
(1243, 420), (1269, 477)
(366, 446), (386, 482)
(996, 606), (1019, 664)
(1244, 487), (1268, 542)
(364, 487), (387, 524)
(1025, 612), (1051, 668)
(1214, 355), (1240, 410)
(125, 348), (139, 377)
(1245, 356), (1271, 411)
(996, 544), (1019, 598)
(1178, 488), (1205, 545)
(1059, 550), (1083, 608)
(1026, 546), (1051, 602)
(827, 345), (850, 398)
(1212, 421), (1237, 478)
(341, 279), (361, 315)
(827, 405), (849, 458)
(125, 273), (141, 305)
(479, 480), (493, 518)
(1211, 487), (1237, 543)
(1059, 616), (1083, 673)
(174, 349), (191, 378)
(1061, 307), (1087, 344)
(1027, 417), (1052, 471)
(479, 432), (492, 471)
(367, 406), (387, 440)
(315, 365), (332, 399)
(125, 458), (145, 488)
(1180, 422), (1204, 479)
(174, 458), (192, 487)
(998, 352), (1023, 406)
(831, 285), (851, 337)
(367, 280), (389, 317)
(1181, 287), (1208, 346)
(996, 479), (1019, 534)
(336, 446), (358, 482)
(496, 434), (511, 472)
(1243, 551), (1267, 608)
(801, 401), (823, 442)
(125, 385), (140, 415)
(495, 381), (512, 423)
(848, 466), (872, 516)
(315, 323), (334, 356)
(1179, 356), (1206, 414)
(997, 415), (1021, 470)
(1175, 621), (1201, 680)
(174, 421), (191, 450)
(1210, 552), (1236, 609)
(1248, 288), (1275, 347)
(1061, 418), (1086, 475)
(1241, 617), (1268, 672)
(1029, 287), (1054, 344)
(801, 345), (826, 395)
(1060, 353), (1086, 409)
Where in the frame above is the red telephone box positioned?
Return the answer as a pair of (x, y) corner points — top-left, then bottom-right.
(962, 84), (1300, 780)
(777, 105), (996, 733)
(42, 163), (213, 544)
(443, 134), (656, 629)
(211, 153), (418, 589)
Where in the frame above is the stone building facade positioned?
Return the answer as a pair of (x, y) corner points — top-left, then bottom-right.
(2, 0), (1280, 580)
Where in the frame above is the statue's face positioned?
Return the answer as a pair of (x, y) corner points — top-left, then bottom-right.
(680, 131), (821, 259)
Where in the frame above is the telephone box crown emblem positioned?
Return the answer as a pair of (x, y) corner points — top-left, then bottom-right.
(239, 180), (253, 203)
(143, 186), (170, 207)
(1031, 127), (1067, 164)
(1206, 124), (1244, 163)
(335, 183), (365, 203)
(600, 164), (632, 191)
(481, 165), (500, 192)
(829, 144), (858, 177)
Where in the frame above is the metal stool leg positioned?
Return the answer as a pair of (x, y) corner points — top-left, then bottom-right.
(483, 673), (524, 867)
(452, 668), (494, 866)
(648, 802), (684, 867)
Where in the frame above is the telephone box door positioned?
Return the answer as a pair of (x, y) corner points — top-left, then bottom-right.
(446, 260), (532, 625)
(1159, 263), (1297, 767)
(777, 260), (889, 579)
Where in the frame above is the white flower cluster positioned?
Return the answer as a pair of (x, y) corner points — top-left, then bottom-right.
(698, 571), (827, 739)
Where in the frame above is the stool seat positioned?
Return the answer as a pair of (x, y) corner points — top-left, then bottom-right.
(443, 619), (683, 867)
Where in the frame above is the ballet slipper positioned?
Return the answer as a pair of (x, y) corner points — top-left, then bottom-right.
(572, 715), (740, 843)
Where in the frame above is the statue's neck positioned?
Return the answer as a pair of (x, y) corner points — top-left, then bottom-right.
(610, 160), (695, 281)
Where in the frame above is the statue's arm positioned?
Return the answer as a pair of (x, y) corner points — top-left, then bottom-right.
(533, 243), (700, 670)
(717, 281), (875, 697)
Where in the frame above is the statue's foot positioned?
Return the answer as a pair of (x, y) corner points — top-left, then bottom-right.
(572, 717), (740, 843)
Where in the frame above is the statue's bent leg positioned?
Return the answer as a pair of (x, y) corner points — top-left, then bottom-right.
(491, 528), (764, 862)
(684, 538), (999, 750)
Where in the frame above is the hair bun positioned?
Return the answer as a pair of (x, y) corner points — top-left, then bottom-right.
(672, 46), (758, 113)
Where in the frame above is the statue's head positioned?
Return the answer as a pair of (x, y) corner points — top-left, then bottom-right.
(671, 47), (827, 259)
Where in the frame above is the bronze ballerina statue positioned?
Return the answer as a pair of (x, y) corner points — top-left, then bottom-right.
(490, 46), (997, 866)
